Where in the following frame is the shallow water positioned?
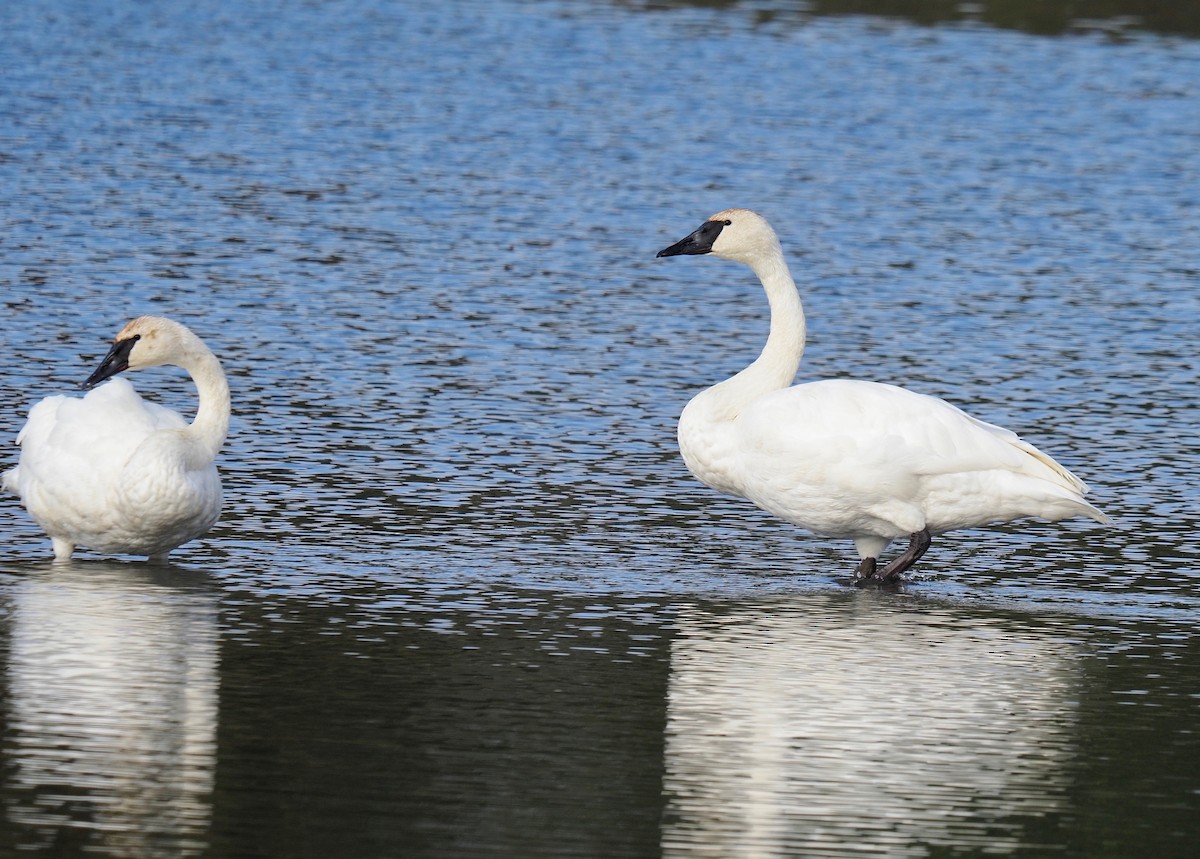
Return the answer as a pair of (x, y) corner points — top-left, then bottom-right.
(1, 0), (1198, 856)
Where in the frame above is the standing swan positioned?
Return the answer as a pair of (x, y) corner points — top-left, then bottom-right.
(656, 208), (1108, 582)
(3, 316), (230, 563)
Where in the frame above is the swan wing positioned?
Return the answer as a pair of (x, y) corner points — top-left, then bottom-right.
(740, 379), (1078, 483)
(10, 379), (187, 519)
(733, 379), (1105, 534)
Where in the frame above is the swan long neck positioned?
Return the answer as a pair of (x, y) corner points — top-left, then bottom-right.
(726, 248), (806, 404)
(182, 348), (231, 457)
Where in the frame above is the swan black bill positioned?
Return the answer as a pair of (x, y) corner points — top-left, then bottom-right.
(83, 335), (140, 389)
(656, 219), (726, 258)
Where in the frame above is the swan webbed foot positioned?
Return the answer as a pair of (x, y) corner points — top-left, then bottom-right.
(875, 528), (932, 582)
(853, 556), (877, 587)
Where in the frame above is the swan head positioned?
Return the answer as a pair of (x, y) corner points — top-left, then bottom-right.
(83, 316), (197, 389)
(657, 208), (782, 267)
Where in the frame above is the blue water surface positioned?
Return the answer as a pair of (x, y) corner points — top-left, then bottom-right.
(0, 1), (1198, 856)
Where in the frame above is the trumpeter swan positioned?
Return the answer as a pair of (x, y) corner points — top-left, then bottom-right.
(3, 316), (230, 563)
(656, 208), (1108, 583)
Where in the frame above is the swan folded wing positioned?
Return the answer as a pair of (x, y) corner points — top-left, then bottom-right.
(741, 380), (1078, 480)
(734, 379), (1102, 531)
(5, 395), (64, 494)
(12, 380), (187, 521)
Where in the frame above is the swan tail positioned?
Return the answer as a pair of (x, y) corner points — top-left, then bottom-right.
(1080, 502), (1112, 526)
(1039, 484), (1111, 526)
(1012, 442), (1111, 525)
(995, 430), (1110, 525)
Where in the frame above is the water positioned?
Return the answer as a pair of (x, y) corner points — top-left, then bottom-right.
(1, 0), (1198, 856)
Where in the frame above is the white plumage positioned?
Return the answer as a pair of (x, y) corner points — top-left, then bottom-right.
(3, 316), (230, 562)
(657, 208), (1108, 582)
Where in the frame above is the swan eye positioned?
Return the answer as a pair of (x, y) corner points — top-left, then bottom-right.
(723, 219), (732, 226)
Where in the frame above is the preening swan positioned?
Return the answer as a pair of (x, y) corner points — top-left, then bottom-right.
(3, 316), (230, 563)
(656, 208), (1108, 583)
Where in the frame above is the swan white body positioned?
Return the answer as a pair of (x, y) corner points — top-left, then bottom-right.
(3, 316), (230, 562)
(657, 208), (1107, 581)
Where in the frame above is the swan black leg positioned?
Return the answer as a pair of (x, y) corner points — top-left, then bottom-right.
(876, 528), (932, 582)
(853, 556), (877, 586)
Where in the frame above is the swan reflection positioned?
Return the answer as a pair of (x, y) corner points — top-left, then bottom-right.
(663, 595), (1080, 857)
(3, 563), (218, 857)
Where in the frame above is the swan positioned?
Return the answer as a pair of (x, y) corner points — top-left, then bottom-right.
(3, 316), (230, 563)
(656, 208), (1108, 583)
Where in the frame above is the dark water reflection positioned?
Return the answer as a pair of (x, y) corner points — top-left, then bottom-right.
(664, 599), (1081, 856)
(889, 0), (1200, 37)
(662, 595), (1200, 858)
(2, 0), (1199, 855)
(4, 569), (1196, 857)
(0, 564), (217, 857)
(653, 0), (1200, 37)
(209, 577), (671, 859)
